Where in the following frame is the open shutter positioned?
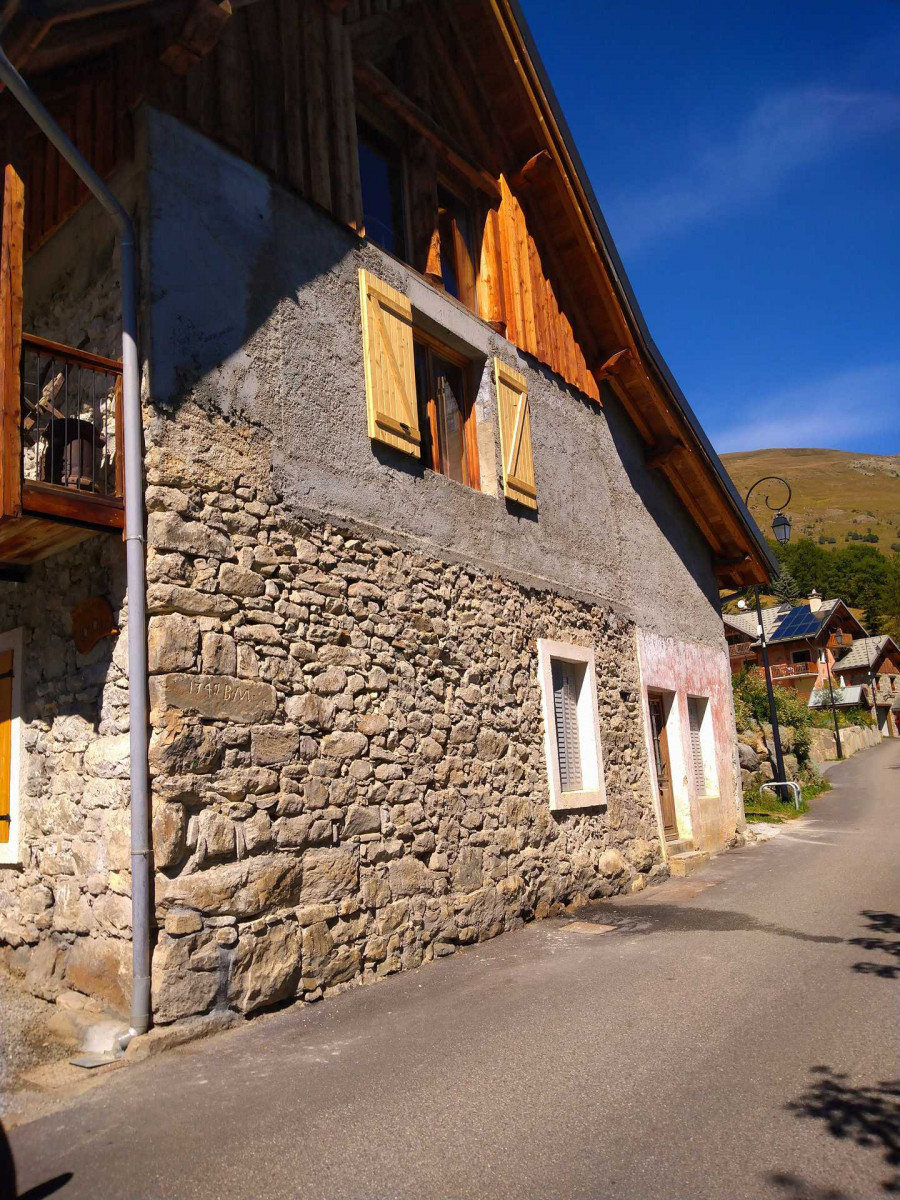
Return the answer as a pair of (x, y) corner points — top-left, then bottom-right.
(0, 648), (13, 845)
(688, 698), (706, 796)
(358, 268), (420, 457)
(551, 659), (582, 792)
(494, 357), (537, 509)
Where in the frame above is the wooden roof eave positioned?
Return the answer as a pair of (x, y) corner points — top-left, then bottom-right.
(489, 0), (777, 589)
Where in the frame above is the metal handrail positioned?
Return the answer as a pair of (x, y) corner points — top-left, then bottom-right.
(760, 781), (802, 811)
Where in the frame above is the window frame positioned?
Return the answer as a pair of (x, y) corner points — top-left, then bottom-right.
(413, 329), (480, 491)
(356, 112), (411, 261)
(686, 693), (718, 800)
(436, 176), (479, 314)
(537, 638), (606, 812)
(0, 627), (24, 867)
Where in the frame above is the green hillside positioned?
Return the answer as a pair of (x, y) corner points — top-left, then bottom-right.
(720, 448), (900, 550)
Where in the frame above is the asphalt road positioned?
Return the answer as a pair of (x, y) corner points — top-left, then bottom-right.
(9, 739), (900, 1200)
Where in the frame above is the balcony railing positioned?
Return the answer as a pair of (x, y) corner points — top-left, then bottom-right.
(770, 662), (818, 679)
(16, 334), (124, 529)
(728, 643), (757, 661)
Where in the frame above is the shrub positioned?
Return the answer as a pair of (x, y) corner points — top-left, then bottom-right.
(732, 668), (813, 759)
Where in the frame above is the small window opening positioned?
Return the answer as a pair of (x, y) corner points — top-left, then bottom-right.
(358, 119), (406, 258)
(551, 658), (585, 792)
(437, 183), (476, 310)
(688, 696), (709, 797)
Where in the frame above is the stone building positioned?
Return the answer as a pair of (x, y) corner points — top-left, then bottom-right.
(0, 0), (774, 1035)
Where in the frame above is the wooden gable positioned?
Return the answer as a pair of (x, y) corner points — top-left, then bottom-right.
(0, 0), (775, 587)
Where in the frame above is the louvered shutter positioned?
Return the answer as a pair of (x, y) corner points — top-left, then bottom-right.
(494, 357), (537, 510)
(551, 659), (582, 792)
(688, 698), (706, 796)
(0, 648), (13, 845)
(358, 268), (421, 457)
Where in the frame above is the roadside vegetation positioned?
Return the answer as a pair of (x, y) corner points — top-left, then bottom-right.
(732, 668), (832, 822)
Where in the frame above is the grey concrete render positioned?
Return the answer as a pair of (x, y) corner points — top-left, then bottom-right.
(11, 740), (900, 1200)
(142, 107), (724, 648)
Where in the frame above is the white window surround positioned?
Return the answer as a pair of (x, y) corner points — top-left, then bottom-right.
(687, 693), (719, 800)
(537, 638), (606, 812)
(0, 627), (23, 867)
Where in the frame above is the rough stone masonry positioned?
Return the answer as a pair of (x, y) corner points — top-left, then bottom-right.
(140, 451), (661, 1022)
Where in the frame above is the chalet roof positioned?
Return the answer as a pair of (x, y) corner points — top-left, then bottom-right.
(836, 635), (896, 673)
(767, 598), (844, 644)
(723, 604), (790, 643)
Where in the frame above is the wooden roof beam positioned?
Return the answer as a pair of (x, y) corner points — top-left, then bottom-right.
(645, 437), (685, 471)
(353, 59), (500, 199)
(161, 0), (232, 77)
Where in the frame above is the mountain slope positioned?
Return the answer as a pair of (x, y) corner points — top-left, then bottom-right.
(720, 448), (900, 549)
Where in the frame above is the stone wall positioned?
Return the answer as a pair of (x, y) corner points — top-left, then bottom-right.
(0, 535), (132, 1011)
(141, 423), (662, 1022)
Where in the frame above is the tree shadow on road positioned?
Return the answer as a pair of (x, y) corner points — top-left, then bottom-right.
(783, 1066), (900, 1194)
(591, 903), (844, 945)
(850, 912), (900, 980)
(768, 1173), (850, 1199)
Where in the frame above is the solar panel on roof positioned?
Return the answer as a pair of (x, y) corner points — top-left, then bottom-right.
(770, 605), (821, 642)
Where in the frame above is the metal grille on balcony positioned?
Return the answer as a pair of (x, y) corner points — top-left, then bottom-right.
(21, 334), (122, 500)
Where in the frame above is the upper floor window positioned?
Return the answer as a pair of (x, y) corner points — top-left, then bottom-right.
(413, 337), (479, 490)
(437, 183), (476, 311)
(358, 119), (406, 258)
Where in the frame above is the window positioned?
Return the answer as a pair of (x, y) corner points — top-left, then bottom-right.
(687, 695), (717, 799)
(0, 628), (23, 866)
(792, 650), (812, 664)
(437, 183), (476, 310)
(537, 639), (606, 811)
(358, 119), (406, 258)
(413, 337), (479, 489)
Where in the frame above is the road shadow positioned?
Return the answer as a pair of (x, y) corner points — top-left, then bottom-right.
(784, 1066), (900, 1194)
(768, 1173), (851, 1199)
(850, 912), (900, 980)
(587, 903), (844, 946)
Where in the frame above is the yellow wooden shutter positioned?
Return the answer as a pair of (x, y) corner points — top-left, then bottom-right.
(0, 648), (13, 845)
(494, 357), (537, 509)
(358, 268), (420, 457)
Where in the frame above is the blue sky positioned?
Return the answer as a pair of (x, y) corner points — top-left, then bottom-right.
(519, 0), (900, 456)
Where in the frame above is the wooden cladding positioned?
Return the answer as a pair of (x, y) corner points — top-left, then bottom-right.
(0, 166), (24, 522)
(358, 268), (420, 456)
(495, 176), (600, 405)
(494, 357), (537, 510)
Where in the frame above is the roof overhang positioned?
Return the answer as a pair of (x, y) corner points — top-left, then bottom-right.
(497, 0), (777, 588)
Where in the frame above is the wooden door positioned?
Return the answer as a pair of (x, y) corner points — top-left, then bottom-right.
(648, 694), (678, 840)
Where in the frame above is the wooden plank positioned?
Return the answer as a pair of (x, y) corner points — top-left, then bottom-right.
(304, 0), (333, 209)
(161, 0), (233, 76)
(0, 514), (95, 566)
(326, 6), (362, 227)
(527, 233), (548, 364)
(216, 9), (255, 161)
(249, 0), (283, 177)
(279, 0), (306, 195)
(22, 334), (122, 374)
(22, 481), (125, 530)
(0, 165), (24, 523)
(497, 175), (522, 346)
(476, 205), (506, 332)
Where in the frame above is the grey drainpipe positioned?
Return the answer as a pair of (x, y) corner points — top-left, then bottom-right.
(0, 48), (151, 1047)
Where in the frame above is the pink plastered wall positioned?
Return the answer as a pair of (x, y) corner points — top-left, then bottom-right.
(636, 629), (744, 854)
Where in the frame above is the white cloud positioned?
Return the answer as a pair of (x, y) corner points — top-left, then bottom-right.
(607, 86), (900, 253)
(710, 363), (900, 453)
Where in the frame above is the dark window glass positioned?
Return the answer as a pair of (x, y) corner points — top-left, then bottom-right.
(358, 120), (405, 257)
(792, 650), (812, 664)
(413, 340), (478, 489)
(437, 184), (476, 309)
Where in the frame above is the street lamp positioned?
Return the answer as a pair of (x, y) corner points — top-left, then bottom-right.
(743, 476), (793, 785)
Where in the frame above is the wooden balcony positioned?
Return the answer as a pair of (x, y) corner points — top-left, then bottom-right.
(728, 643), (757, 662)
(0, 334), (124, 571)
(826, 631), (850, 651)
(1, 164), (123, 574)
(770, 662), (818, 680)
